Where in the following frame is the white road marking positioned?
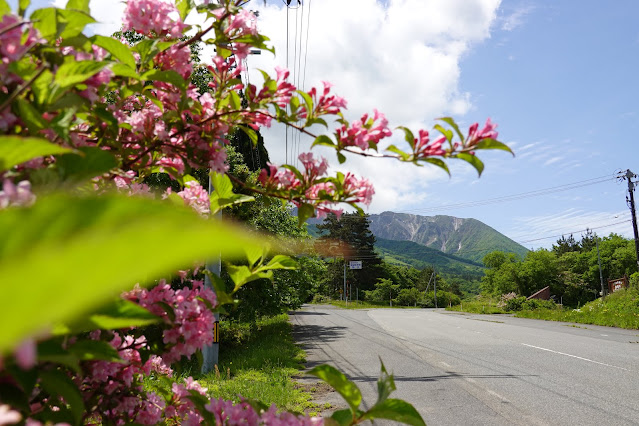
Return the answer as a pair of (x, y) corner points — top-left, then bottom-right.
(486, 388), (510, 403)
(600, 334), (608, 337)
(521, 343), (630, 371)
(440, 361), (451, 368)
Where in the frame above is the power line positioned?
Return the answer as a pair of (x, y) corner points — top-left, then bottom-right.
(515, 220), (631, 244)
(398, 174), (615, 214)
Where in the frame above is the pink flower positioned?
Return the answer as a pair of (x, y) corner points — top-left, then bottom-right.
(336, 109), (391, 150)
(466, 118), (498, 147)
(0, 179), (36, 209)
(414, 129), (446, 158)
(123, 0), (186, 39)
(0, 404), (22, 425)
(14, 338), (37, 370)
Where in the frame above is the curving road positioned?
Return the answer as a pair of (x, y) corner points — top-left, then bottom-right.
(290, 304), (639, 425)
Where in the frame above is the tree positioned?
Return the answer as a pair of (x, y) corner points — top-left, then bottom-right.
(317, 212), (384, 293)
(552, 234), (580, 255)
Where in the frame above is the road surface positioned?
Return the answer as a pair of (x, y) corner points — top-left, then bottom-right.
(290, 304), (639, 425)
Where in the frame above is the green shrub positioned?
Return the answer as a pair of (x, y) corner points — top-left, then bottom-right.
(522, 298), (557, 310)
(311, 294), (332, 304)
(505, 296), (527, 311)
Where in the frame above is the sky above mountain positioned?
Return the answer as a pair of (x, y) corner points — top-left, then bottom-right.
(11, 0), (639, 248)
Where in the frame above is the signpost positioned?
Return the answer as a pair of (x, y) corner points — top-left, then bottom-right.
(349, 260), (362, 270)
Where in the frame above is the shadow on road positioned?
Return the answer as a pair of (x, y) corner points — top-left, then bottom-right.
(344, 372), (536, 383)
(289, 310), (328, 316)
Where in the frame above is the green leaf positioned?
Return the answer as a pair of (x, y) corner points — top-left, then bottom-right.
(297, 202), (315, 226)
(330, 409), (355, 426)
(30, 8), (57, 40)
(398, 126), (415, 147)
(210, 172), (233, 198)
(141, 69), (187, 91)
(176, 0), (195, 20)
(57, 9), (96, 39)
(15, 98), (47, 134)
(238, 125), (259, 147)
(66, 0), (90, 12)
(433, 123), (453, 142)
(54, 60), (107, 89)
(438, 117), (465, 143)
(37, 339), (80, 372)
(376, 360), (396, 404)
(456, 152), (484, 176)
(0, 193), (264, 354)
(0, 136), (74, 172)
(474, 138), (514, 155)
(68, 340), (123, 363)
(0, 0), (11, 16)
(337, 151), (346, 164)
(308, 364), (362, 413)
(361, 399), (426, 426)
(39, 369), (85, 425)
(19, 0), (29, 17)
(385, 144), (411, 161)
(265, 255), (298, 270)
(244, 245), (265, 267)
(110, 63), (140, 79)
(53, 299), (161, 334)
(226, 264), (271, 290)
(92, 35), (137, 69)
(311, 135), (335, 148)
(422, 157), (450, 176)
(55, 146), (118, 182)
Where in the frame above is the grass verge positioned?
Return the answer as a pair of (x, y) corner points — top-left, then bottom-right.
(515, 289), (639, 329)
(328, 300), (419, 310)
(445, 298), (506, 314)
(145, 314), (320, 415)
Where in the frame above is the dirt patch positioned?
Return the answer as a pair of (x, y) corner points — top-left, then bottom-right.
(293, 375), (348, 418)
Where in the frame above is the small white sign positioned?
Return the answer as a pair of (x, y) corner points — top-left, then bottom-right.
(349, 260), (362, 269)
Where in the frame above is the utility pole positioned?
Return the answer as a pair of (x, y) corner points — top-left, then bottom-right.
(434, 272), (437, 309)
(625, 169), (639, 270)
(202, 175), (220, 374)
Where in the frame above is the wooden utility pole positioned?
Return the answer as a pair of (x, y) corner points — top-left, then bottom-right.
(625, 170), (639, 270)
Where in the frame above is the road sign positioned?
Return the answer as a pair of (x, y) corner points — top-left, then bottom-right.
(349, 260), (362, 269)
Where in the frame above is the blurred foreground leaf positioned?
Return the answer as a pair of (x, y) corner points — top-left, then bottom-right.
(0, 193), (264, 354)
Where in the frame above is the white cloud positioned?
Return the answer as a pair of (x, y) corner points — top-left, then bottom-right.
(38, 0), (503, 214)
(500, 4), (534, 32)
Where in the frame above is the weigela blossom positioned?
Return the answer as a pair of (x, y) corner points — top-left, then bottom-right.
(175, 180), (211, 216)
(466, 118), (498, 147)
(0, 179), (36, 209)
(122, 0), (186, 38)
(336, 109), (392, 150)
(304, 81), (347, 118)
(414, 129), (446, 159)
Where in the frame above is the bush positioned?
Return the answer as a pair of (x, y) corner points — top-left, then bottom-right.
(311, 294), (332, 304)
(522, 298), (557, 310)
(505, 296), (527, 311)
(421, 290), (461, 308)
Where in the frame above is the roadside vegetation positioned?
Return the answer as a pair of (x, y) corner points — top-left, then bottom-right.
(515, 288), (639, 329)
(145, 314), (321, 415)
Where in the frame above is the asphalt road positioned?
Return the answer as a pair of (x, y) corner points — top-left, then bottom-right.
(290, 305), (639, 425)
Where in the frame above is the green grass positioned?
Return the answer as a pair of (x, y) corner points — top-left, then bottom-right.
(515, 289), (639, 329)
(145, 314), (320, 415)
(445, 298), (507, 314)
(328, 300), (419, 310)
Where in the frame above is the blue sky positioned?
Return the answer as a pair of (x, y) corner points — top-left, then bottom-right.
(9, 0), (639, 249)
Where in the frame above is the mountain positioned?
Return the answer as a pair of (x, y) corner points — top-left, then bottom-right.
(367, 212), (528, 264)
(375, 237), (485, 278)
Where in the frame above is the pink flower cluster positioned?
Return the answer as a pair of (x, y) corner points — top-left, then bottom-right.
(466, 118), (498, 147)
(167, 180), (211, 216)
(342, 173), (375, 206)
(336, 109), (392, 150)
(122, 0), (186, 38)
(223, 9), (258, 59)
(413, 129), (446, 159)
(124, 279), (218, 363)
(304, 81), (347, 117)
(0, 179), (36, 208)
(205, 398), (323, 425)
(0, 15), (41, 131)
